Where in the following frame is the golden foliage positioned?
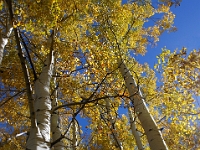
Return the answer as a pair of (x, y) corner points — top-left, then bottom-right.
(0, 0), (198, 149)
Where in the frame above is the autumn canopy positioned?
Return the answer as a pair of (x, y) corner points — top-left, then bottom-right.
(0, 0), (199, 149)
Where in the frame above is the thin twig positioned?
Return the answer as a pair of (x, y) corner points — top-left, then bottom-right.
(0, 89), (26, 107)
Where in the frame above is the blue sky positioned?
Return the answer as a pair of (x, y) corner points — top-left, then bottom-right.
(135, 0), (200, 67)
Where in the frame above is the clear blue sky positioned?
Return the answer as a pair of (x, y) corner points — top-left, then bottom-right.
(135, 0), (200, 68)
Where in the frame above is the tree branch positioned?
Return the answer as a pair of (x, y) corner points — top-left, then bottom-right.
(6, 0), (36, 128)
(0, 89), (26, 107)
(19, 32), (37, 80)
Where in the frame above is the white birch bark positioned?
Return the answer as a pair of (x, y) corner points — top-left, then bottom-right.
(26, 51), (54, 150)
(72, 119), (78, 150)
(118, 59), (168, 150)
(128, 105), (144, 150)
(51, 72), (64, 150)
(0, 23), (13, 65)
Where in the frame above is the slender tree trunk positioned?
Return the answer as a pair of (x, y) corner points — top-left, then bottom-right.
(51, 72), (64, 150)
(0, 23), (13, 65)
(118, 59), (168, 150)
(127, 105), (144, 150)
(26, 52), (55, 149)
(1, 0), (13, 66)
(72, 118), (78, 150)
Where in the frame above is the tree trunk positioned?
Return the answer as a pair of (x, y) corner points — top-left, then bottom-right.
(0, 23), (13, 65)
(26, 52), (54, 150)
(51, 71), (64, 150)
(128, 105), (144, 150)
(118, 59), (168, 150)
(72, 118), (78, 150)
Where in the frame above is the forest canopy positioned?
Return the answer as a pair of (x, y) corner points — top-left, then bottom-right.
(0, 0), (199, 149)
